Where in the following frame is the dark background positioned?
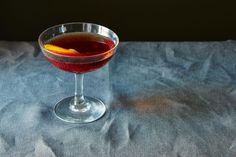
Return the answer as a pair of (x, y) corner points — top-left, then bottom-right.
(1, 0), (236, 41)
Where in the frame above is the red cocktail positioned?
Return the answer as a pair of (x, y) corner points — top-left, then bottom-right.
(45, 32), (115, 73)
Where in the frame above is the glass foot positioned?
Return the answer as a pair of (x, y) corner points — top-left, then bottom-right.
(54, 96), (106, 123)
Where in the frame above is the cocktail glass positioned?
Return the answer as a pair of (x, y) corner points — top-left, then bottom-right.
(38, 22), (119, 123)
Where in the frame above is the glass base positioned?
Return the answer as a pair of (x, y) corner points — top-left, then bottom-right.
(54, 96), (106, 123)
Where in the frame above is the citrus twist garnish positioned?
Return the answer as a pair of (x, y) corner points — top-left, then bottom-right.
(44, 44), (80, 55)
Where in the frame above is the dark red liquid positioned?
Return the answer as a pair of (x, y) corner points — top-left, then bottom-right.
(46, 32), (115, 73)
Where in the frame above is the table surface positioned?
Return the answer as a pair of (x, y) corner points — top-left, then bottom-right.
(1, 41), (236, 157)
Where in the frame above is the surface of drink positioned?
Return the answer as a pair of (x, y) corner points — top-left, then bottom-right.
(45, 32), (115, 73)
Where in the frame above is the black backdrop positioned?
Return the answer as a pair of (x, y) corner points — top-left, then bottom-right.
(1, 0), (236, 41)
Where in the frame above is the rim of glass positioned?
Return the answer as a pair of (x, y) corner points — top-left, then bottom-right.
(38, 22), (119, 58)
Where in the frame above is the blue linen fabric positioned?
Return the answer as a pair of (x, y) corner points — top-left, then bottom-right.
(0, 41), (236, 157)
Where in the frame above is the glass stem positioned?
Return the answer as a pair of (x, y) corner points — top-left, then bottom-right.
(75, 73), (85, 102)
(70, 73), (90, 112)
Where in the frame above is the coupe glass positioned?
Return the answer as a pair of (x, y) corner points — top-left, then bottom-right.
(38, 22), (119, 123)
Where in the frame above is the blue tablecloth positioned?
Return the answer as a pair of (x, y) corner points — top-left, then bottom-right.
(1, 41), (236, 157)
